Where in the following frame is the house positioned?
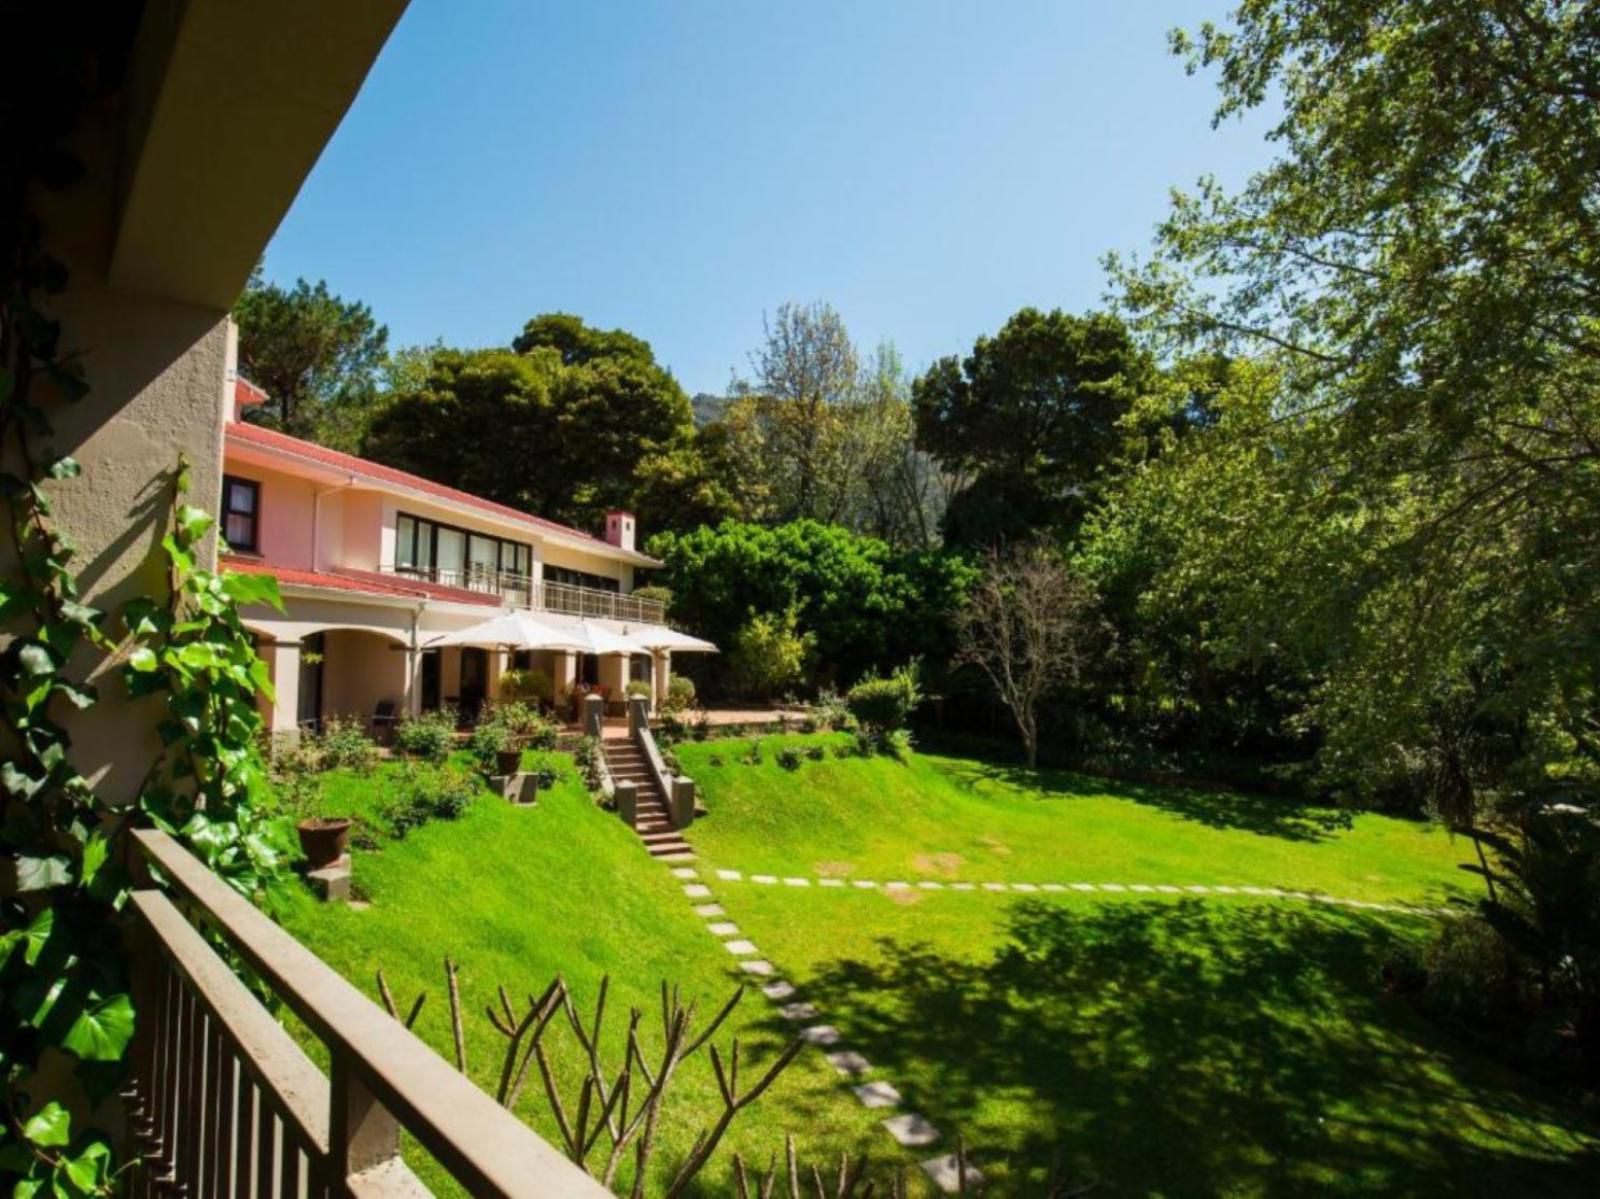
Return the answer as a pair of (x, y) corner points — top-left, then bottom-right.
(218, 357), (706, 734)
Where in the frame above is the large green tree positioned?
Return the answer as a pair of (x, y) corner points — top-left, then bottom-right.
(1104, 0), (1600, 819)
(233, 268), (389, 440)
(913, 308), (1155, 546)
(647, 520), (975, 691)
(362, 317), (699, 533)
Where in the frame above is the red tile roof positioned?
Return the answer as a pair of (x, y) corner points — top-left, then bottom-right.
(225, 400), (635, 555)
(221, 556), (501, 607)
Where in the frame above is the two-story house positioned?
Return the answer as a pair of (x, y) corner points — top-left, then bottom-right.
(218, 342), (707, 735)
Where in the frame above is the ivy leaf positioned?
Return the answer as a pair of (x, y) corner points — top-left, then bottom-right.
(61, 1139), (112, 1191)
(126, 647), (158, 673)
(12, 854), (72, 892)
(0, 908), (57, 967)
(61, 992), (135, 1062)
(121, 597), (168, 638)
(48, 456), (81, 479)
(21, 1101), (70, 1147)
(53, 679), (97, 710)
(221, 571), (283, 610)
(58, 599), (101, 630)
(79, 833), (110, 889)
(175, 504), (213, 543)
(1, 761), (46, 800)
(18, 642), (56, 676)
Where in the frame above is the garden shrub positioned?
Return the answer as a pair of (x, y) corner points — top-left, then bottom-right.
(805, 744), (827, 761)
(319, 716), (379, 773)
(742, 740), (764, 766)
(663, 674), (697, 715)
(1424, 916), (1515, 1026)
(389, 765), (478, 838)
(395, 708), (456, 762)
(831, 742), (855, 759)
(625, 679), (653, 701)
(776, 746), (802, 772)
(498, 667), (551, 705)
(846, 664), (921, 741)
(730, 606), (814, 699)
(708, 754), (725, 767)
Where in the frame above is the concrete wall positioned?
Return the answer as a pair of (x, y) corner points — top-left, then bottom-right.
(320, 629), (408, 722)
(340, 490), (384, 571)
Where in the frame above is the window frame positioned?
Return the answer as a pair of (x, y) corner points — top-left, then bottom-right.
(395, 510), (532, 586)
(221, 475), (262, 554)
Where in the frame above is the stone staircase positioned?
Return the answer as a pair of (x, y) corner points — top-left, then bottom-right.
(604, 740), (693, 860)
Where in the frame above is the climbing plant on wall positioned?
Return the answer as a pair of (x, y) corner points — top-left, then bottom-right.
(1, 15), (289, 1193)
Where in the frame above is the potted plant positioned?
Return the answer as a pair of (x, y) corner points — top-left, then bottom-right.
(272, 733), (353, 869)
(471, 719), (521, 775)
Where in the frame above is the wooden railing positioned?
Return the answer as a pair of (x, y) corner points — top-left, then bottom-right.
(124, 827), (610, 1198)
(387, 566), (665, 625)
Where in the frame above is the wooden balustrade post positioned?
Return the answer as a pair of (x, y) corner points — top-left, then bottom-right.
(330, 1057), (403, 1193)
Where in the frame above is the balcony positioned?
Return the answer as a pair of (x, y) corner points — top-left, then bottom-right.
(125, 827), (609, 1197)
(385, 566), (666, 625)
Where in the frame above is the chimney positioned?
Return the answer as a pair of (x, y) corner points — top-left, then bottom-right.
(605, 510), (636, 553)
(233, 377), (270, 422)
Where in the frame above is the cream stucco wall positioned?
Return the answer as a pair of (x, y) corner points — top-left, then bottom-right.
(221, 460), (318, 568)
(320, 629), (408, 722)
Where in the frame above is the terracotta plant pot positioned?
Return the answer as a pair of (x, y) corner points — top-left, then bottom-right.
(297, 818), (352, 869)
(495, 748), (523, 775)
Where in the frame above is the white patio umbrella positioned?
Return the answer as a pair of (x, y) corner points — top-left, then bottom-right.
(423, 610), (587, 651)
(557, 620), (640, 657)
(625, 626), (719, 653)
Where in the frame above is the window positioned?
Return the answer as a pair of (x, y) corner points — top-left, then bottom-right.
(394, 511), (530, 589)
(222, 476), (261, 553)
(545, 565), (621, 593)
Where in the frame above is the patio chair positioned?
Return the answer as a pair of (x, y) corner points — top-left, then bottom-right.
(370, 699), (398, 746)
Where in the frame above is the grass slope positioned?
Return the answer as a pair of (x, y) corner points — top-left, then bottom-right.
(722, 884), (1600, 1196)
(280, 755), (886, 1194)
(675, 736), (1477, 904)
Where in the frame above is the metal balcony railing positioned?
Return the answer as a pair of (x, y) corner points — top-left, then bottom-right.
(386, 566), (665, 625)
(124, 828), (610, 1198)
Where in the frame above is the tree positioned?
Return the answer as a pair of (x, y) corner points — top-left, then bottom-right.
(1106, 0), (1600, 817)
(954, 543), (1106, 768)
(233, 268), (388, 438)
(914, 309), (1154, 546)
(647, 520), (975, 692)
(729, 607), (814, 700)
(362, 317), (696, 533)
(743, 301), (859, 523)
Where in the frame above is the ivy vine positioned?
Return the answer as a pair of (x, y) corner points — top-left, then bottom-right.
(2, 18), (290, 1194)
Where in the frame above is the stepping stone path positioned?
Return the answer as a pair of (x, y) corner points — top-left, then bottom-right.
(852, 1081), (901, 1109)
(660, 851), (1442, 1191)
(882, 1113), (940, 1147)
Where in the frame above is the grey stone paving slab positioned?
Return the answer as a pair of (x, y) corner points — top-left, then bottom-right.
(885, 881), (910, 890)
(1071, 883), (1097, 892)
(1240, 886), (1266, 895)
(917, 881), (944, 890)
(819, 878), (846, 888)
(1101, 883), (1127, 892)
(852, 1080), (902, 1109)
(1040, 883), (1066, 893)
(706, 922), (740, 937)
(784, 877), (811, 887)
(799, 1025), (842, 1046)
(739, 959), (775, 976)
(1213, 885), (1238, 894)
(716, 869), (742, 880)
(683, 883), (712, 898)
(1262, 887), (1287, 897)
(752, 874), (778, 884)
(1155, 885), (1181, 894)
(692, 903), (726, 917)
(724, 939), (759, 955)
(760, 979), (796, 1000)
(981, 882), (1008, 892)
(920, 1154), (984, 1194)
(1184, 885), (1210, 893)
(1011, 883), (1039, 892)
(778, 1001), (819, 1021)
(1130, 885), (1154, 893)
(671, 866), (699, 879)
(882, 1113), (940, 1147)
(852, 880), (878, 889)
(825, 1050), (871, 1076)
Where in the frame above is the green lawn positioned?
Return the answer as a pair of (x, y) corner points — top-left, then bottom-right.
(674, 735), (1478, 905)
(278, 740), (1600, 1196)
(279, 754), (886, 1195)
(721, 883), (1600, 1196)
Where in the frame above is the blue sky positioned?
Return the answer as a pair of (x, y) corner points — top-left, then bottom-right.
(263, 1), (1274, 397)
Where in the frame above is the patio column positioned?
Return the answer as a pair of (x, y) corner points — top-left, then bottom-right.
(654, 650), (672, 706)
(404, 647), (424, 718)
(263, 639), (302, 738)
(554, 650), (577, 711)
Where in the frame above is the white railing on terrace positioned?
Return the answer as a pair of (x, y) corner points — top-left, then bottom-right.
(125, 827), (610, 1198)
(385, 566), (665, 624)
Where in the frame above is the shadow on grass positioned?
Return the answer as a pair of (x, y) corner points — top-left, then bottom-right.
(943, 758), (1357, 843)
(790, 900), (1599, 1197)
